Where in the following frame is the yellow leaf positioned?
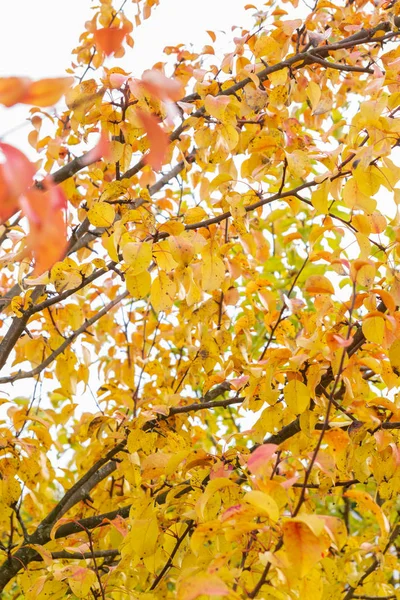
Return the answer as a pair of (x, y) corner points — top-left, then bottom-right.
(51, 267), (82, 293)
(253, 35), (281, 62)
(201, 249), (225, 292)
(128, 517), (159, 558)
(243, 490), (280, 521)
(209, 173), (233, 194)
(248, 132), (279, 155)
(352, 213), (372, 235)
(87, 202), (115, 227)
(109, 140), (124, 163)
(0, 477), (21, 506)
(101, 180), (127, 201)
(356, 263), (375, 288)
(196, 478), (238, 520)
(153, 240), (179, 271)
(204, 94), (231, 121)
(342, 178), (376, 213)
(293, 514), (325, 537)
(307, 81), (321, 112)
(150, 272), (176, 312)
(286, 150), (310, 179)
(120, 143), (133, 172)
(284, 379), (310, 415)
(11, 297), (24, 317)
(304, 275), (334, 295)
(362, 314), (385, 345)
(185, 267), (202, 306)
(168, 234), (195, 267)
(66, 566), (97, 599)
(353, 165), (385, 197)
(126, 270), (151, 299)
(389, 339), (400, 371)
(158, 221), (185, 235)
(268, 85), (289, 108)
(311, 182), (329, 214)
(122, 241), (153, 274)
(127, 429), (158, 454)
(220, 123), (239, 151)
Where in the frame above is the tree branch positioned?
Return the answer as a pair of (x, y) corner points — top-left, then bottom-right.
(42, 19), (400, 191)
(0, 291), (128, 383)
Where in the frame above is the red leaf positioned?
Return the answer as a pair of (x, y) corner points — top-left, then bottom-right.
(94, 27), (126, 56)
(135, 109), (169, 171)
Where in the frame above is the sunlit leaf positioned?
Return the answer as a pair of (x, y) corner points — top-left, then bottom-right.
(284, 379), (310, 415)
(87, 202), (115, 227)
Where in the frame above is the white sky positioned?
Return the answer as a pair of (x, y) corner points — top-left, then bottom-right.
(0, 0), (254, 152)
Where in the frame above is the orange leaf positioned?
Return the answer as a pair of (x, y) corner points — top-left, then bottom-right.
(20, 185), (67, 275)
(136, 109), (169, 171)
(0, 77), (73, 108)
(371, 288), (396, 313)
(344, 489), (389, 536)
(81, 132), (111, 167)
(94, 27), (126, 56)
(282, 518), (327, 577)
(21, 77), (73, 107)
(0, 164), (19, 222)
(0, 77), (30, 107)
(304, 275), (334, 295)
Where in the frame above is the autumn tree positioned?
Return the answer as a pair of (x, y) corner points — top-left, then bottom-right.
(2, 0), (400, 597)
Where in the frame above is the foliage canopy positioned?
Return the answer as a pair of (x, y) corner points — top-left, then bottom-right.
(2, 0), (400, 598)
